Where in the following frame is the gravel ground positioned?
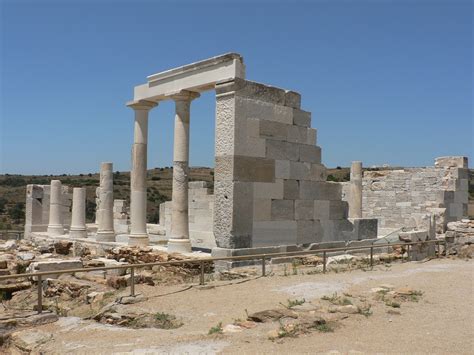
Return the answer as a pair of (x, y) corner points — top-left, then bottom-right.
(20, 258), (474, 354)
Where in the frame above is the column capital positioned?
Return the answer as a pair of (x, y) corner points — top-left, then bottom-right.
(126, 99), (158, 110)
(169, 90), (200, 102)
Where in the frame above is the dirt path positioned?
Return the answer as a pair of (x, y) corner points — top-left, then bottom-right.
(22, 258), (474, 354)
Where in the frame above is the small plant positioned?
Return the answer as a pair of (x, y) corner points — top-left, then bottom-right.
(285, 298), (306, 308)
(321, 293), (352, 306)
(208, 322), (223, 335)
(358, 305), (373, 317)
(275, 322), (299, 339)
(154, 312), (182, 329)
(313, 322), (334, 333)
(409, 290), (423, 302)
(283, 264), (288, 277)
(291, 259), (300, 275)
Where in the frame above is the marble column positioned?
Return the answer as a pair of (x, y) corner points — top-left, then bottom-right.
(127, 100), (158, 246)
(349, 161), (363, 218)
(70, 187), (87, 238)
(168, 91), (200, 253)
(96, 162), (115, 242)
(47, 180), (64, 236)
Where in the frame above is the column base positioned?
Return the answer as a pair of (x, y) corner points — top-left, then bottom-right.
(167, 238), (192, 253)
(47, 225), (64, 237)
(69, 229), (87, 239)
(96, 230), (115, 242)
(128, 234), (149, 246)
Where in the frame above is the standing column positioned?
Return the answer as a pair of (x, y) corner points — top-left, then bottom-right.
(70, 187), (87, 238)
(168, 91), (200, 253)
(47, 180), (64, 236)
(127, 100), (158, 246)
(96, 162), (115, 241)
(349, 161), (363, 218)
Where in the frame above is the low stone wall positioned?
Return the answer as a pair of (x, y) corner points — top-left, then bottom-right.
(343, 157), (469, 232)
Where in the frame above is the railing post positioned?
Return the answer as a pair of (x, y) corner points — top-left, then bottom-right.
(437, 241), (441, 258)
(323, 251), (327, 274)
(199, 261), (205, 285)
(261, 256), (266, 277)
(37, 275), (43, 314)
(370, 246), (373, 267)
(407, 244), (411, 261)
(130, 267), (135, 297)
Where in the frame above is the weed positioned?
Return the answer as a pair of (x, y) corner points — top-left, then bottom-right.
(284, 298), (306, 308)
(321, 293), (352, 306)
(313, 322), (334, 333)
(291, 260), (300, 275)
(154, 312), (182, 329)
(358, 305), (372, 317)
(409, 290), (423, 302)
(283, 264), (288, 277)
(208, 322), (223, 335)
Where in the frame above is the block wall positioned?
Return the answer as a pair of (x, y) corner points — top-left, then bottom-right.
(213, 78), (368, 248)
(354, 157), (469, 231)
(161, 181), (215, 249)
(24, 184), (72, 237)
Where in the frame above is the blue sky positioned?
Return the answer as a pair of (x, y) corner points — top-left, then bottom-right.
(1, 0), (472, 175)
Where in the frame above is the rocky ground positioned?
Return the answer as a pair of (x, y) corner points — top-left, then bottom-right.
(0, 235), (473, 354)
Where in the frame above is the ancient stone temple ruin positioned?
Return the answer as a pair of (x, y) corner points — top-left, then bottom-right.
(23, 53), (469, 262)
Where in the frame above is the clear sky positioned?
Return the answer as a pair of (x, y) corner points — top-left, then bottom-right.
(1, 0), (472, 175)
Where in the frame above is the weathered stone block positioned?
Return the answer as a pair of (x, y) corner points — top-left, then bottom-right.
(293, 109), (311, 127)
(275, 160), (290, 179)
(271, 200), (294, 220)
(254, 179), (284, 199)
(299, 144), (321, 164)
(259, 120), (289, 141)
(297, 220), (315, 244)
(253, 198), (271, 221)
(266, 140), (299, 161)
(295, 199), (314, 220)
(314, 200), (330, 220)
(252, 221), (297, 247)
(287, 125), (307, 144)
(283, 180), (299, 200)
(329, 200), (348, 220)
(310, 164), (327, 181)
(284, 90), (301, 109)
(289, 161), (311, 180)
(306, 128), (317, 145)
(215, 155), (275, 183)
(435, 156), (468, 169)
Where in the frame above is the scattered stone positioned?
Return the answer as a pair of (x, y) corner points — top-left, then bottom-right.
(106, 275), (130, 289)
(17, 253), (35, 261)
(234, 320), (257, 329)
(223, 324), (243, 333)
(387, 309), (401, 315)
(329, 305), (359, 314)
(0, 281), (31, 293)
(247, 309), (298, 323)
(118, 294), (147, 305)
(27, 259), (83, 279)
(0, 260), (8, 269)
(54, 240), (73, 255)
(10, 329), (53, 352)
(83, 259), (106, 268)
(87, 291), (105, 304)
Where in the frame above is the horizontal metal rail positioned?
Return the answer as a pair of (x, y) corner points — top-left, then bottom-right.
(0, 239), (444, 281)
(0, 239), (445, 314)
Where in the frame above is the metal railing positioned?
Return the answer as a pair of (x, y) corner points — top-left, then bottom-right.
(0, 239), (446, 314)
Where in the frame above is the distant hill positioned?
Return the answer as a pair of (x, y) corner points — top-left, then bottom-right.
(1, 165), (472, 231)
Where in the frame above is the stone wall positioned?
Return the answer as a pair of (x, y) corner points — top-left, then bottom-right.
(343, 157), (469, 232)
(24, 184), (72, 237)
(213, 78), (377, 250)
(160, 181), (215, 250)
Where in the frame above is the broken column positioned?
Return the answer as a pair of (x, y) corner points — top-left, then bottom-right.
(167, 90), (200, 253)
(47, 180), (64, 236)
(69, 187), (87, 238)
(349, 161), (363, 218)
(96, 162), (115, 242)
(127, 100), (158, 246)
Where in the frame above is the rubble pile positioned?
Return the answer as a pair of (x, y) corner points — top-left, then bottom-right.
(445, 219), (474, 258)
(106, 246), (214, 275)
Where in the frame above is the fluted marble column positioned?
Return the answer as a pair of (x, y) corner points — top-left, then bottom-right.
(168, 91), (200, 253)
(70, 187), (87, 238)
(127, 100), (158, 246)
(96, 162), (115, 241)
(47, 180), (64, 236)
(349, 161), (363, 218)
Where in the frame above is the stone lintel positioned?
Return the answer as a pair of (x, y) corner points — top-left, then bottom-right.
(134, 53), (245, 101)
